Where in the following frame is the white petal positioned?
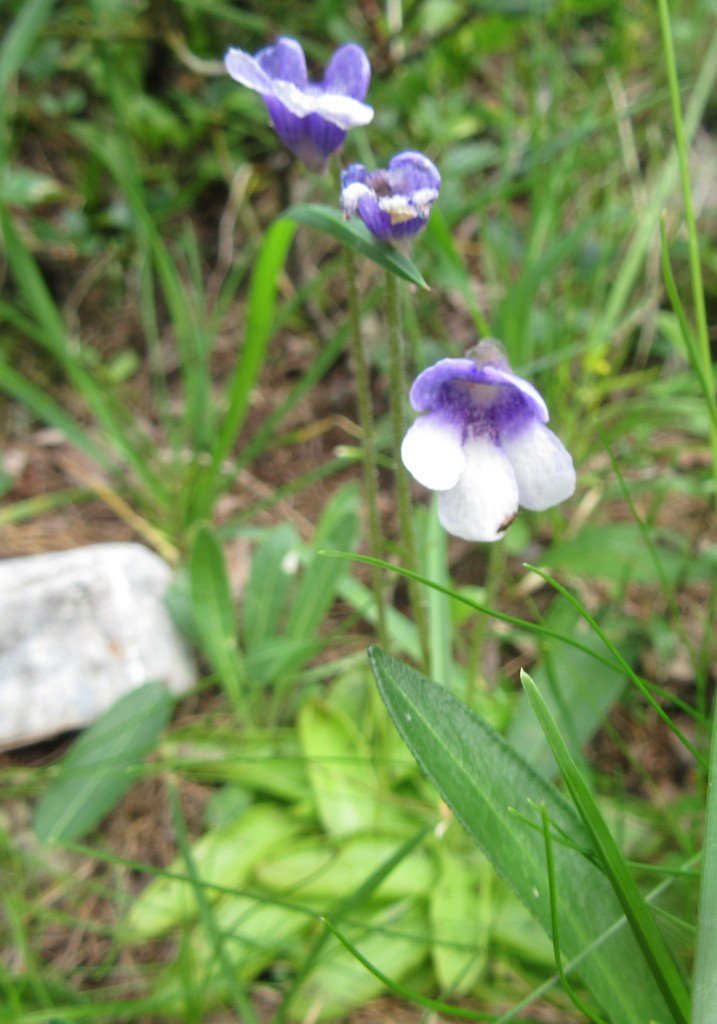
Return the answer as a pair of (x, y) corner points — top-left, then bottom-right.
(438, 437), (519, 542)
(502, 420), (576, 512)
(313, 92), (374, 128)
(224, 48), (275, 94)
(270, 81), (373, 128)
(267, 79), (317, 115)
(401, 415), (465, 491)
(341, 181), (372, 215)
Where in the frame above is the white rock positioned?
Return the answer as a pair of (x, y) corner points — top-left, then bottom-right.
(0, 543), (197, 751)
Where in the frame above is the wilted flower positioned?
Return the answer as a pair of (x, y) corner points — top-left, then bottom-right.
(340, 151), (441, 242)
(224, 36), (373, 172)
(401, 340), (576, 542)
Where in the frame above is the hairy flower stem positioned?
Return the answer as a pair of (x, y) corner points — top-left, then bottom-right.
(385, 270), (430, 671)
(342, 244), (388, 648)
(468, 539), (505, 705)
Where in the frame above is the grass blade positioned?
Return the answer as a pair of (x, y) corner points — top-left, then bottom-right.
(0, 206), (171, 506)
(190, 218), (296, 520)
(167, 781), (260, 1024)
(521, 669), (690, 1024)
(692, 714), (717, 1022)
(0, 0), (56, 132)
(524, 563), (705, 769)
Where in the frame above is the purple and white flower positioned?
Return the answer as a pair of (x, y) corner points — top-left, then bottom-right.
(340, 151), (441, 242)
(401, 340), (576, 542)
(224, 37), (373, 172)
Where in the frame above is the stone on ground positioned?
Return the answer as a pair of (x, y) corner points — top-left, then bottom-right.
(0, 543), (196, 751)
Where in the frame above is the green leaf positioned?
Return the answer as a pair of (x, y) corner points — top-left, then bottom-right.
(0, 358), (108, 466)
(369, 647), (677, 1024)
(291, 901), (430, 1022)
(34, 682), (174, 842)
(283, 204), (429, 289)
(189, 524), (243, 707)
(154, 893), (309, 1014)
(125, 803), (302, 940)
(256, 834), (434, 901)
(429, 846), (489, 994)
(166, 781), (259, 1024)
(424, 210), (490, 334)
(521, 669), (690, 1024)
(299, 698), (380, 836)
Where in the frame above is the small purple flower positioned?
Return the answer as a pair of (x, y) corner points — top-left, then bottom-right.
(340, 152), (441, 242)
(401, 340), (576, 542)
(224, 37), (373, 172)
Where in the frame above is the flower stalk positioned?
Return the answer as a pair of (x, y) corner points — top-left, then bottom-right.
(336, 161), (388, 647)
(386, 269), (430, 671)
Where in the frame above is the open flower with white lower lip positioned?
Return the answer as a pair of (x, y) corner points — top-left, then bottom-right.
(340, 151), (441, 242)
(401, 341), (576, 541)
(225, 37), (373, 172)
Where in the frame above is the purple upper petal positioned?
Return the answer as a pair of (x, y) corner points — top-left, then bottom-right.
(341, 163), (372, 189)
(408, 356), (549, 442)
(387, 151), (441, 195)
(322, 43), (371, 100)
(255, 37), (308, 87)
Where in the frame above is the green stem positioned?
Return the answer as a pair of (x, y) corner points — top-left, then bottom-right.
(467, 540), (505, 705)
(385, 270), (430, 670)
(694, 709), (717, 1022)
(341, 228), (388, 648)
(657, 0), (717, 487)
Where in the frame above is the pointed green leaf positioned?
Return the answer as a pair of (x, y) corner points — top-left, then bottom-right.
(369, 647), (676, 1024)
(34, 682), (174, 842)
(283, 203), (429, 289)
